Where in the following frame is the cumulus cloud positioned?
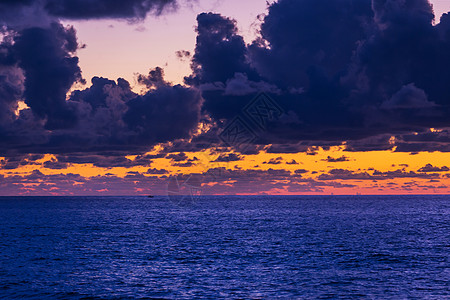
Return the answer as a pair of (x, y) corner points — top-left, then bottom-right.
(0, 0), (203, 163)
(13, 23), (83, 129)
(123, 84), (203, 145)
(185, 0), (450, 152)
(3, 0), (450, 165)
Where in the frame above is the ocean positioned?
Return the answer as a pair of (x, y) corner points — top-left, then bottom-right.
(0, 195), (449, 299)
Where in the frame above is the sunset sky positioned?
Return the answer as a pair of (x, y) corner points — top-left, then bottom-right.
(2, 0), (450, 196)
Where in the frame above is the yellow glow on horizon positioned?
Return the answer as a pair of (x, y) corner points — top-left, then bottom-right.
(2, 146), (450, 195)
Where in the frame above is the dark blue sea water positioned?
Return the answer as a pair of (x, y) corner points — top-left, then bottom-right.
(0, 195), (449, 299)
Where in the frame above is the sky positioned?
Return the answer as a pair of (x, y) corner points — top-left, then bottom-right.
(2, 0), (450, 196)
(69, 0), (271, 86)
(72, 0), (450, 86)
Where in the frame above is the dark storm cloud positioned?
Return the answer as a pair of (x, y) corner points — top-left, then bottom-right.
(0, 33), (25, 141)
(123, 84), (203, 146)
(0, 0), (183, 132)
(84, 82), (201, 146)
(0, 69), (203, 158)
(70, 76), (135, 111)
(0, 66), (22, 128)
(186, 0), (450, 152)
(3, 0), (450, 166)
(184, 12), (264, 120)
(0, 0), (202, 163)
(13, 22), (83, 129)
(0, 0), (179, 21)
(0, 2), (88, 135)
(186, 12), (257, 85)
(249, 0), (373, 90)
